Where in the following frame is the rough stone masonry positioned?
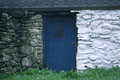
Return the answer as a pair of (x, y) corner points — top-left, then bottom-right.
(1, 10), (120, 72)
(76, 10), (120, 70)
(0, 13), (43, 73)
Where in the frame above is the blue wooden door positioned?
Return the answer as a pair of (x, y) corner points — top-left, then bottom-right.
(43, 15), (76, 72)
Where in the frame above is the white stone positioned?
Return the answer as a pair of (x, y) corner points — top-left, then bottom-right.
(77, 20), (90, 27)
(96, 64), (112, 69)
(93, 28), (111, 35)
(92, 15), (101, 20)
(91, 34), (111, 39)
(111, 60), (119, 64)
(102, 59), (111, 64)
(90, 34), (100, 38)
(77, 59), (90, 64)
(113, 49), (120, 55)
(78, 28), (91, 34)
(112, 64), (120, 67)
(110, 20), (120, 25)
(77, 64), (95, 70)
(29, 29), (40, 33)
(100, 15), (119, 20)
(98, 35), (111, 39)
(78, 44), (90, 50)
(91, 39), (118, 50)
(91, 39), (107, 49)
(77, 54), (89, 60)
(112, 31), (120, 40)
(102, 23), (120, 30)
(82, 15), (92, 19)
(77, 66), (87, 70)
(78, 34), (90, 40)
(80, 10), (95, 14)
(89, 55), (101, 60)
(98, 23), (111, 29)
(78, 41), (92, 44)
(92, 59), (103, 64)
(77, 14), (83, 18)
(93, 48), (108, 55)
(77, 49), (94, 54)
(89, 21), (103, 29)
(110, 31), (120, 44)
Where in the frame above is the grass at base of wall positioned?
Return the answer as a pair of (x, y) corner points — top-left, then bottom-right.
(0, 67), (120, 80)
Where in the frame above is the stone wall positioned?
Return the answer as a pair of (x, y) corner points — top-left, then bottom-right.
(1, 10), (120, 72)
(76, 10), (120, 70)
(0, 13), (43, 73)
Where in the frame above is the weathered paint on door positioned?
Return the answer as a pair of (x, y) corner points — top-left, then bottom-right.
(43, 15), (76, 72)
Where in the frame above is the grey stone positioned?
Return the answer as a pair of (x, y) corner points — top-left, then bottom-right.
(0, 13), (43, 73)
(22, 57), (32, 67)
(32, 63), (39, 68)
(10, 60), (18, 66)
(0, 58), (3, 62)
(20, 46), (33, 54)
(1, 67), (12, 73)
(3, 54), (11, 62)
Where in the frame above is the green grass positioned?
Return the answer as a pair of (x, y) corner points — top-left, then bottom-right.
(0, 67), (120, 80)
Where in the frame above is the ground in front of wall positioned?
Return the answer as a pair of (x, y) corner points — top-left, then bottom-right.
(0, 67), (120, 80)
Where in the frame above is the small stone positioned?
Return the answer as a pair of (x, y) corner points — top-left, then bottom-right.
(10, 60), (18, 66)
(77, 49), (94, 54)
(77, 20), (90, 26)
(89, 21), (103, 29)
(0, 58), (3, 62)
(100, 15), (119, 20)
(77, 54), (89, 60)
(1, 67), (12, 73)
(93, 28), (111, 35)
(77, 64), (95, 70)
(89, 54), (102, 60)
(78, 44), (90, 50)
(20, 46), (32, 54)
(78, 28), (91, 34)
(78, 41), (92, 45)
(3, 54), (11, 62)
(22, 57), (32, 67)
(78, 34), (90, 40)
(82, 15), (92, 19)
(32, 63), (39, 68)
